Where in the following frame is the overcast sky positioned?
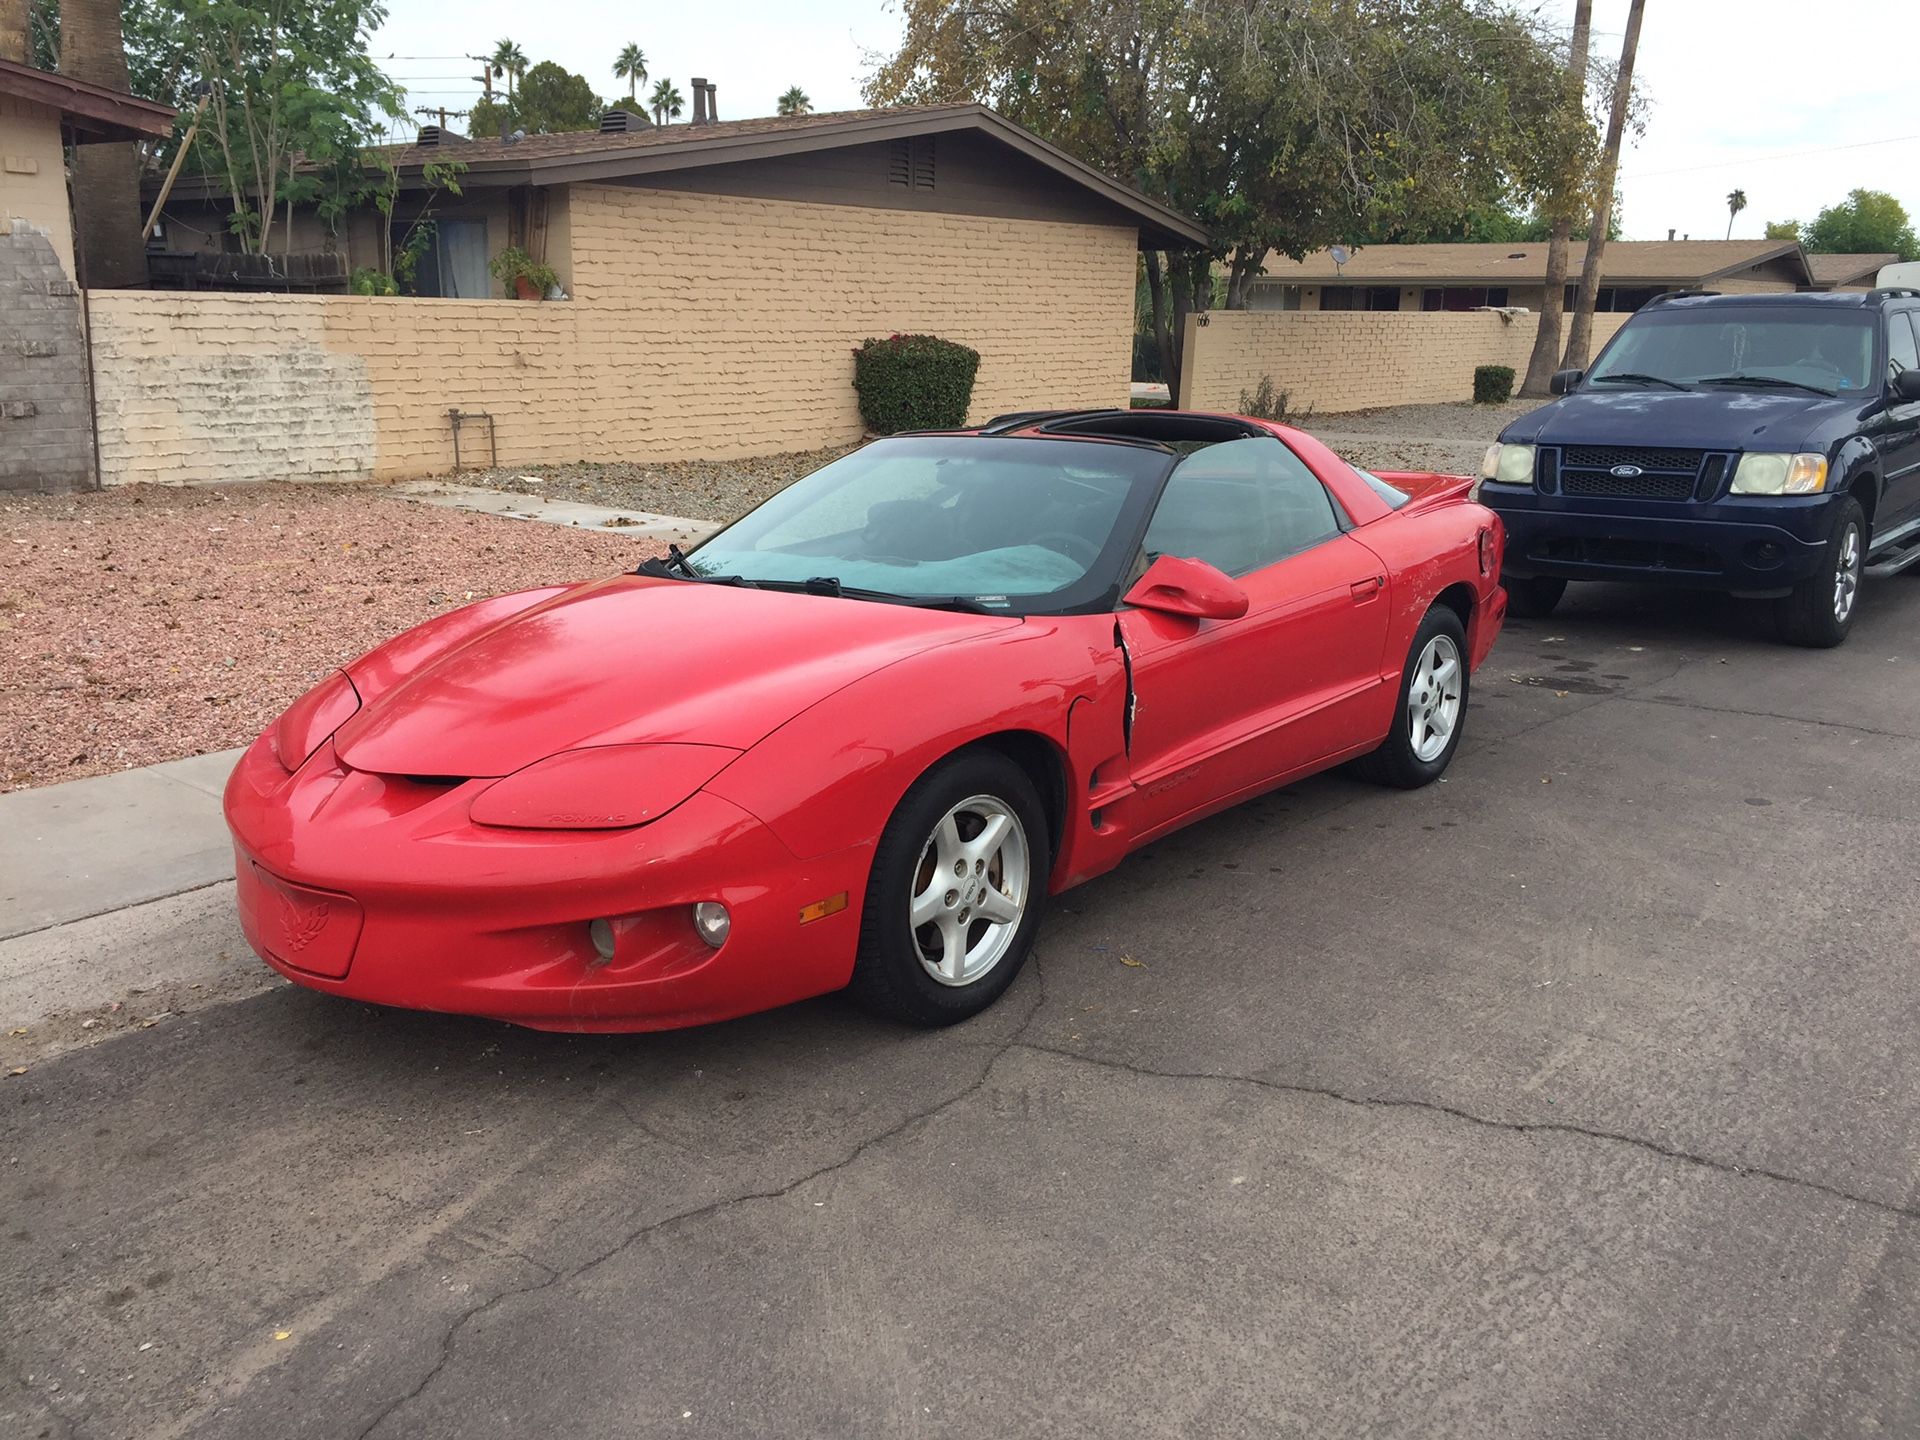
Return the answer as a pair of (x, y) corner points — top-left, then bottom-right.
(370, 0), (1919, 245)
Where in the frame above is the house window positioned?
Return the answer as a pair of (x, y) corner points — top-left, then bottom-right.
(1563, 284), (1662, 313)
(1321, 285), (1400, 312)
(888, 137), (936, 190)
(1421, 286), (1511, 312)
(1247, 283), (1302, 311)
(398, 219), (489, 298)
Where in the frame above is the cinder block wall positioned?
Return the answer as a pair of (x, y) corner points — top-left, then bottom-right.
(1179, 309), (1634, 414)
(0, 223), (94, 493)
(85, 183), (1138, 485)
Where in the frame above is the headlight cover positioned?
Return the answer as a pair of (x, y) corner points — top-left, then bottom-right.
(1479, 443), (1537, 486)
(1731, 452), (1829, 496)
(469, 743), (741, 830)
(272, 671), (360, 771)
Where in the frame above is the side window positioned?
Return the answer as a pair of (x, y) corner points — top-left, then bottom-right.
(1143, 438), (1343, 577)
(1888, 312), (1920, 382)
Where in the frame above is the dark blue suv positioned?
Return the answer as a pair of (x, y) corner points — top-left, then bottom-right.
(1478, 288), (1920, 646)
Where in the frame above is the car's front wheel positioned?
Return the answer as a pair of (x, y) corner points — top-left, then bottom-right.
(847, 747), (1049, 1026)
(1775, 497), (1865, 648)
(1351, 605), (1471, 789)
(1504, 575), (1566, 619)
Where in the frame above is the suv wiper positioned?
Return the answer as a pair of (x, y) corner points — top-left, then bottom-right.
(1588, 372), (1691, 392)
(755, 576), (995, 614)
(1696, 373), (1836, 398)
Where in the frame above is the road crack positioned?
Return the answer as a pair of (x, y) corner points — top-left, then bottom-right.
(1013, 1041), (1920, 1226)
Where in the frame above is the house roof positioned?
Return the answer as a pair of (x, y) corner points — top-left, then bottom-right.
(1805, 252), (1901, 288)
(1252, 239), (1813, 288)
(155, 103), (1207, 249)
(0, 56), (175, 143)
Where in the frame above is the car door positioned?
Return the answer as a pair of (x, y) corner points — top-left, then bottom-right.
(1118, 437), (1391, 835)
(1877, 308), (1920, 529)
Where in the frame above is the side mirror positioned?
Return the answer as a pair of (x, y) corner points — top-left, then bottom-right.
(1123, 554), (1250, 622)
(1893, 368), (1920, 403)
(1549, 368), (1584, 395)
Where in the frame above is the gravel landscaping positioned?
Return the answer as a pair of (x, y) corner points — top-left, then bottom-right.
(1304, 398), (1550, 476)
(462, 442), (863, 525)
(1, 484), (658, 792)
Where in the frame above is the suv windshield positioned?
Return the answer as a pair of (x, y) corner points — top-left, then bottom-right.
(1587, 306), (1879, 394)
(685, 436), (1169, 611)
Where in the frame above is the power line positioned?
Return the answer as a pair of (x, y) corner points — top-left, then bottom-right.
(1623, 133), (1920, 180)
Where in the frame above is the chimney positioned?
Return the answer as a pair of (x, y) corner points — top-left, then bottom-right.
(1667, 228), (1675, 241)
(705, 81), (718, 122)
(691, 78), (709, 125)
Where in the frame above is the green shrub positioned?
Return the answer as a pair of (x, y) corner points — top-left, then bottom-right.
(852, 334), (981, 434)
(488, 245), (559, 299)
(1238, 375), (1293, 422)
(1473, 364), (1516, 405)
(350, 268), (398, 297)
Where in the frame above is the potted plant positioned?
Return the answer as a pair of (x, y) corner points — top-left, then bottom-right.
(489, 245), (559, 301)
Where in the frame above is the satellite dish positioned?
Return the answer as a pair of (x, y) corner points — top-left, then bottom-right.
(1329, 244), (1351, 275)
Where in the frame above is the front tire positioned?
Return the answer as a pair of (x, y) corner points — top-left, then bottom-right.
(1351, 606), (1471, 790)
(1775, 498), (1864, 648)
(846, 748), (1050, 1027)
(1504, 575), (1566, 619)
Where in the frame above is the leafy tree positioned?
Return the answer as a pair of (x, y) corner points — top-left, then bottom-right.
(1803, 189), (1919, 261)
(512, 59), (601, 133)
(1763, 219), (1800, 241)
(649, 76), (683, 125)
(469, 95), (511, 138)
(613, 42), (646, 103)
(490, 38), (526, 97)
(1724, 187), (1746, 239)
(777, 85), (811, 116)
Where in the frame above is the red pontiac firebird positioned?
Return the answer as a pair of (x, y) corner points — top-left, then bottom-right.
(226, 408), (1506, 1032)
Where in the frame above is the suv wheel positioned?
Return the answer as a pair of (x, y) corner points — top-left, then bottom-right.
(1775, 498), (1865, 648)
(1504, 575), (1566, 619)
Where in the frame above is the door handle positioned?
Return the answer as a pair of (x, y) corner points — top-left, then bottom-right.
(1350, 576), (1384, 602)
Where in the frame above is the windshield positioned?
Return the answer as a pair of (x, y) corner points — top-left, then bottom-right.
(1587, 307), (1878, 393)
(686, 436), (1169, 611)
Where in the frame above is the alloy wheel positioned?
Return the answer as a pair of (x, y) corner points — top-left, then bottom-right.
(909, 794), (1029, 987)
(1833, 522), (1861, 623)
(1407, 633), (1463, 763)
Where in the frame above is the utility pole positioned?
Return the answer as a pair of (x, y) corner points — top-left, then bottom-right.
(413, 104), (469, 130)
(469, 57), (496, 101)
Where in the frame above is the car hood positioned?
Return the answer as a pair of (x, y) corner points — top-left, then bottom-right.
(334, 575), (1018, 777)
(1505, 388), (1860, 452)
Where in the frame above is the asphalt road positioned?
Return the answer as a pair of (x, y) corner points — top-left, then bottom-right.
(6, 577), (1920, 1440)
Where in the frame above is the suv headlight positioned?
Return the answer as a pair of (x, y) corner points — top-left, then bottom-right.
(1479, 443), (1536, 486)
(1731, 452), (1829, 496)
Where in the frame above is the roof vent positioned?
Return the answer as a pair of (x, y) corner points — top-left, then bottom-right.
(416, 125), (469, 148)
(599, 107), (653, 133)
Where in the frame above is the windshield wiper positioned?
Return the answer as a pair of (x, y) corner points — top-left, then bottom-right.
(1588, 372), (1691, 392)
(753, 576), (995, 614)
(1696, 373), (1836, 397)
(634, 549), (759, 587)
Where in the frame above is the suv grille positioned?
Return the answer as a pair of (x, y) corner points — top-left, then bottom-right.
(1558, 444), (1703, 501)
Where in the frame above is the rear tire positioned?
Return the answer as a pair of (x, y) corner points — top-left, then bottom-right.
(1504, 575), (1566, 619)
(1775, 498), (1864, 648)
(846, 748), (1049, 1027)
(1351, 606), (1471, 790)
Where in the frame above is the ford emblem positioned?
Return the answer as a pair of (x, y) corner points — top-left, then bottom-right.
(1610, 464), (1644, 478)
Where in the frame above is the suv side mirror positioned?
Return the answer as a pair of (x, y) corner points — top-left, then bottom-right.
(1549, 368), (1584, 395)
(1893, 368), (1920, 403)
(1124, 554), (1250, 622)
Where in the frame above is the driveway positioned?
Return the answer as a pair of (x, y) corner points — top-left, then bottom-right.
(5, 578), (1919, 1439)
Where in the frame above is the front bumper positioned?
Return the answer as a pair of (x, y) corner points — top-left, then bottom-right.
(224, 734), (872, 1031)
(1484, 487), (1832, 593)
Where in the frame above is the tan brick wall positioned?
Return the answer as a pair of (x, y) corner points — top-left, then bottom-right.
(1179, 309), (1634, 414)
(0, 96), (75, 278)
(86, 183), (1138, 484)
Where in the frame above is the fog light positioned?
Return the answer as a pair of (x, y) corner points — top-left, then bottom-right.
(692, 902), (730, 948)
(588, 918), (617, 963)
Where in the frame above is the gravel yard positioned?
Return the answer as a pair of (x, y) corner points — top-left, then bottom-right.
(1, 484), (658, 791)
(1304, 398), (1549, 475)
(463, 443), (863, 525)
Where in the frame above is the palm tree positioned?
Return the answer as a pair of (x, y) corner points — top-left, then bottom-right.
(60, 0), (147, 285)
(491, 39), (527, 98)
(1726, 188), (1748, 240)
(1563, 0), (1645, 372)
(777, 86), (812, 117)
(649, 77), (683, 126)
(613, 44), (647, 103)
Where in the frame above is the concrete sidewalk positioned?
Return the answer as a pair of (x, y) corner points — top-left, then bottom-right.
(0, 747), (242, 941)
(388, 480), (720, 547)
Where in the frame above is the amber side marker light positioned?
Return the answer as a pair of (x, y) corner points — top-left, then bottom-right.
(799, 892), (849, 926)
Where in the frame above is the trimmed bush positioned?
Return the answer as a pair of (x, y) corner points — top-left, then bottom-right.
(852, 334), (981, 434)
(1473, 364), (1516, 405)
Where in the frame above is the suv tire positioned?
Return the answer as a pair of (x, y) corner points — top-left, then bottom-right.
(1504, 576), (1566, 619)
(1775, 498), (1865, 648)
